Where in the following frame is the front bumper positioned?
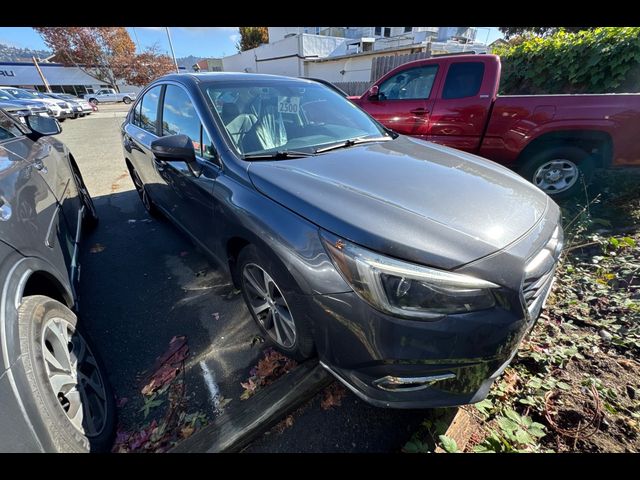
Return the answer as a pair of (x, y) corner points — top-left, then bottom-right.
(309, 289), (535, 409)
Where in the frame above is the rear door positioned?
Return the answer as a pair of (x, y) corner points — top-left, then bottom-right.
(123, 85), (165, 201)
(427, 58), (496, 153)
(358, 64), (439, 138)
(155, 83), (218, 245)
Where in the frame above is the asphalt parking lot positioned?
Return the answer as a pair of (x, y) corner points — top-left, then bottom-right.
(59, 104), (434, 452)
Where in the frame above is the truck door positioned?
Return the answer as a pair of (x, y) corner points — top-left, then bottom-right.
(359, 64), (438, 138)
(427, 60), (496, 153)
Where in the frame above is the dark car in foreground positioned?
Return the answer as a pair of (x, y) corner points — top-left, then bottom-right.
(0, 109), (115, 451)
(122, 73), (563, 408)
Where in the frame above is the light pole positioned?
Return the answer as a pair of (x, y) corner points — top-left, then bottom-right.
(166, 27), (180, 74)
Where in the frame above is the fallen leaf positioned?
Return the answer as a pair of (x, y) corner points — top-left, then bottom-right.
(321, 383), (347, 410)
(180, 425), (195, 439)
(89, 243), (105, 253)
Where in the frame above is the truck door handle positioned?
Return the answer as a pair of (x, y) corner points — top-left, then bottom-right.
(410, 108), (429, 116)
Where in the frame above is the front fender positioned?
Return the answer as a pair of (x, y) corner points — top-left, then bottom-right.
(212, 175), (351, 295)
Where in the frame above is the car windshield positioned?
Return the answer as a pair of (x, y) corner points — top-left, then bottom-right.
(1, 88), (38, 100)
(201, 79), (388, 157)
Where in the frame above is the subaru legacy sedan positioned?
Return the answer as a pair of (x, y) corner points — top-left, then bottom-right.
(122, 73), (563, 408)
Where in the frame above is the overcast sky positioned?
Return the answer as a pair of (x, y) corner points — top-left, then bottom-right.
(0, 27), (504, 60)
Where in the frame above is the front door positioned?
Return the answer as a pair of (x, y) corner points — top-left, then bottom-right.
(359, 64), (439, 138)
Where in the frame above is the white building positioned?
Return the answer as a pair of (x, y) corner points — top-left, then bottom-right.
(222, 33), (347, 77)
(0, 61), (144, 95)
(222, 27), (489, 91)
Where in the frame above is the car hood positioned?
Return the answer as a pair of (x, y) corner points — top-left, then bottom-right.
(247, 136), (549, 269)
(0, 99), (43, 108)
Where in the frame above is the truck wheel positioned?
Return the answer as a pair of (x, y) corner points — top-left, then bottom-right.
(122, 97), (132, 105)
(17, 295), (116, 452)
(237, 244), (315, 362)
(518, 146), (595, 200)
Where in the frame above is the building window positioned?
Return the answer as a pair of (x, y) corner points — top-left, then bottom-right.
(374, 27), (382, 36)
(384, 27), (391, 37)
(404, 27), (412, 33)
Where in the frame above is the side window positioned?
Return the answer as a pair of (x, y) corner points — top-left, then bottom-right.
(139, 85), (162, 134)
(442, 62), (485, 100)
(132, 100), (142, 127)
(161, 85), (202, 154)
(378, 65), (438, 101)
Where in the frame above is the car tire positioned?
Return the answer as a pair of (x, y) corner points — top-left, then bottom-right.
(122, 97), (132, 105)
(127, 163), (161, 218)
(17, 295), (116, 452)
(518, 145), (595, 200)
(237, 244), (315, 361)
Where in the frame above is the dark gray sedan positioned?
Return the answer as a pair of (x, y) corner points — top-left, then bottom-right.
(0, 110), (115, 451)
(122, 73), (563, 408)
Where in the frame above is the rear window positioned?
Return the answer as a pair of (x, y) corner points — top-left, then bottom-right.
(137, 86), (162, 134)
(442, 62), (485, 99)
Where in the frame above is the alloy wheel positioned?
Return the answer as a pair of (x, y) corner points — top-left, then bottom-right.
(533, 159), (579, 194)
(242, 263), (297, 348)
(41, 317), (108, 437)
(130, 168), (152, 212)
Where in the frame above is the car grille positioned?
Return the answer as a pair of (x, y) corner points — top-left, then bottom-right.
(522, 226), (563, 319)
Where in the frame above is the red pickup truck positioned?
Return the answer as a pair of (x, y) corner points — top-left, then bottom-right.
(350, 54), (640, 198)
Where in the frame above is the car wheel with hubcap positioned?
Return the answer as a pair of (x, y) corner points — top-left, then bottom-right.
(122, 97), (132, 105)
(519, 146), (595, 200)
(238, 245), (315, 361)
(18, 295), (116, 452)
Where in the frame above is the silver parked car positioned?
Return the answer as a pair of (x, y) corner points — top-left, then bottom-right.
(0, 109), (116, 451)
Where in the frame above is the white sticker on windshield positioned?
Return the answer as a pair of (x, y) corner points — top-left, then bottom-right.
(278, 96), (300, 114)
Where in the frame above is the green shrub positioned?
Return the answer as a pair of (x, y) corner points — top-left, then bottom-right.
(494, 27), (640, 94)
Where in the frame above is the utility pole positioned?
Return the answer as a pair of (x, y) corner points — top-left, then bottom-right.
(165, 27), (180, 74)
(32, 56), (52, 93)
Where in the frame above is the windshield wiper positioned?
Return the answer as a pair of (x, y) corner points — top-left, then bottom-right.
(242, 150), (316, 160)
(314, 136), (392, 154)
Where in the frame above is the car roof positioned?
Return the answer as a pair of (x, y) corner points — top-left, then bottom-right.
(157, 72), (321, 87)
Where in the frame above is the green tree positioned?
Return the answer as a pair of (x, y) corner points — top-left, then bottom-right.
(498, 27), (594, 39)
(237, 27), (269, 52)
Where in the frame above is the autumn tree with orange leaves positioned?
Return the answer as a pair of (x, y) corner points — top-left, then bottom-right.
(34, 27), (175, 90)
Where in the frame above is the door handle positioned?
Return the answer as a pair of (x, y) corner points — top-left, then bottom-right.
(0, 196), (12, 221)
(33, 159), (47, 172)
(125, 136), (144, 153)
(410, 108), (429, 116)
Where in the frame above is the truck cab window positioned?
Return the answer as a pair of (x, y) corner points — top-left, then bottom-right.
(378, 65), (438, 101)
(442, 62), (485, 100)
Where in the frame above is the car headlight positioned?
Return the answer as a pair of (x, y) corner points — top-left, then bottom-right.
(320, 231), (499, 319)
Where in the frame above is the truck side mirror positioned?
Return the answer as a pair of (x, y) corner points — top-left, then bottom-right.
(368, 85), (379, 100)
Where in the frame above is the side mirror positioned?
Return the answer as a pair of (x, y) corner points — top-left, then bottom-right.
(368, 85), (379, 100)
(26, 114), (61, 139)
(151, 134), (201, 177)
